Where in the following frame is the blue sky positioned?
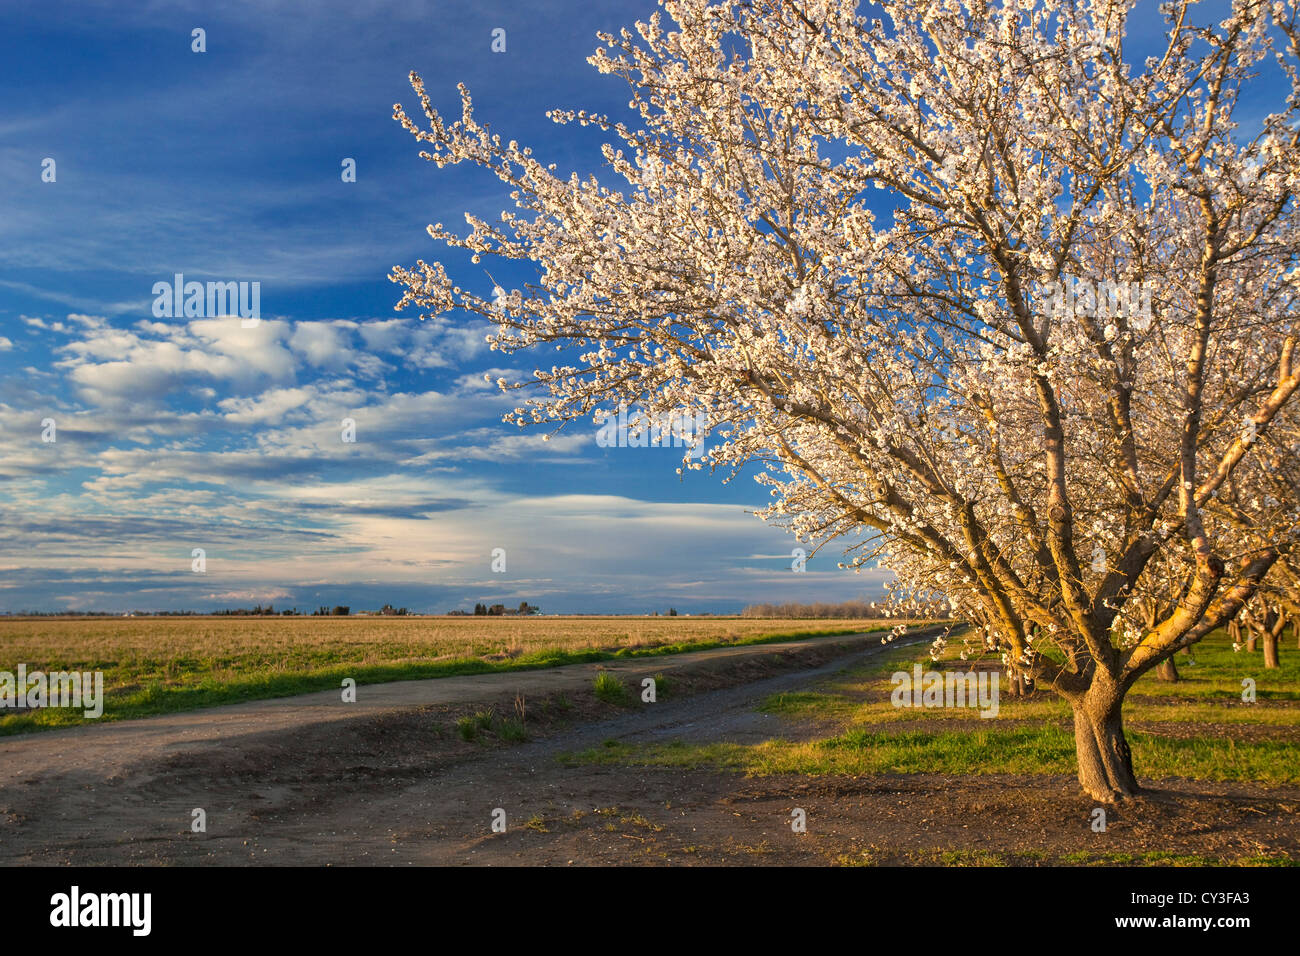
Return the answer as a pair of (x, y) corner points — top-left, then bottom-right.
(0, 0), (896, 613)
(0, 0), (1255, 615)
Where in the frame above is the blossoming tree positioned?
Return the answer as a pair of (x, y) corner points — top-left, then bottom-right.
(391, 0), (1300, 801)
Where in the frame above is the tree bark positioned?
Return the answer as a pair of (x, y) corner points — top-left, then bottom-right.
(1255, 607), (1285, 668)
(1072, 682), (1140, 802)
(1155, 656), (1179, 682)
(1263, 632), (1280, 669)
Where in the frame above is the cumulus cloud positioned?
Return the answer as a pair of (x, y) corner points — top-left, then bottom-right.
(53, 317), (296, 406)
(218, 386), (316, 424)
(289, 320), (354, 368)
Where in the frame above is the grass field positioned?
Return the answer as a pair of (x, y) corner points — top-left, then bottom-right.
(563, 628), (1300, 788)
(0, 615), (909, 734)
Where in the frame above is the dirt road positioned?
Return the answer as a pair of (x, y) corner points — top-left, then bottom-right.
(2, 627), (1295, 865)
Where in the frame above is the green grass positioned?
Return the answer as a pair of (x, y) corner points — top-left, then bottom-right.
(832, 848), (1294, 866)
(497, 717), (528, 742)
(1060, 850), (1297, 866)
(564, 726), (1297, 784)
(455, 715), (478, 741)
(932, 849), (1009, 867)
(593, 671), (631, 705)
(563, 628), (1300, 786)
(1128, 637), (1300, 700)
(649, 672), (670, 700)
(453, 707), (528, 745)
(760, 691), (857, 719)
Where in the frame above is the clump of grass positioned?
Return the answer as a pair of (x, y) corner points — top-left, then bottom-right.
(553, 692), (572, 713)
(498, 717), (528, 742)
(593, 671), (630, 705)
(650, 672), (669, 699)
(456, 707), (498, 743)
(456, 706), (528, 744)
(455, 715), (477, 741)
(930, 849), (1008, 867)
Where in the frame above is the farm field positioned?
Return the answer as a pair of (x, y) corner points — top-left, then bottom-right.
(3, 624), (1295, 867)
(0, 615), (919, 733)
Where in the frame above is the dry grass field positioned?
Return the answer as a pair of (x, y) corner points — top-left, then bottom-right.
(0, 615), (909, 732)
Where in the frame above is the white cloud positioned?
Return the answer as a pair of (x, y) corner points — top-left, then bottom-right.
(218, 386), (316, 424)
(289, 320), (354, 368)
(359, 318), (409, 352)
(0, 306), (886, 612)
(55, 317), (297, 405)
(205, 588), (293, 603)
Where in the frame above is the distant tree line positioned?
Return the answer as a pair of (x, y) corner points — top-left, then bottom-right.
(448, 602), (540, 616)
(213, 604), (297, 616)
(1, 610), (204, 617)
(739, 600), (887, 619)
(740, 599), (950, 619)
(0, 605), (419, 617)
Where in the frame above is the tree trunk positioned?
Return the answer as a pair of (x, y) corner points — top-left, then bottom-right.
(1247, 632), (1257, 652)
(1155, 656), (1179, 682)
(1293, 615), (1299, 651)
(1263, 632), (1280, 669)
(1001, 664), (1027, 698)
(1072, 683), (1140, 802)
